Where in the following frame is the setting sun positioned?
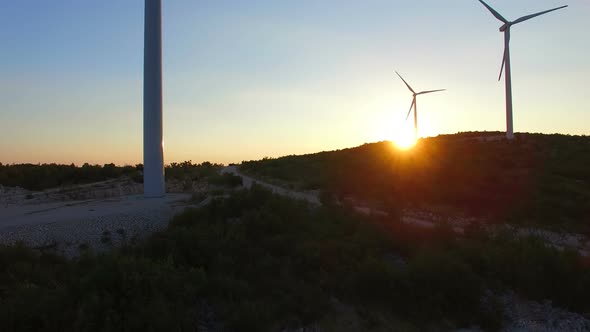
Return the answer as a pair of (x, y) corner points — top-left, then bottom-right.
(393, 131), (416, 149)
(371, 110), (416, 150)
(391, 121), (417, 150)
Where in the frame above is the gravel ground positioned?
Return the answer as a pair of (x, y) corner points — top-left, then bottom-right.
(460, 293), (590, 332)
(0, 194), (193, 257)
(499, 292), (590, 332)
(0, 177), (209, 257)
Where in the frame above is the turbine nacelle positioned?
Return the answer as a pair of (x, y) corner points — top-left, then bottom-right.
(478, 0), (567, 33)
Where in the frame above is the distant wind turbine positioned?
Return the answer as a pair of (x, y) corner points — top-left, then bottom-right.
(395, 71), (445, 140)
(476, 0), (568, 140)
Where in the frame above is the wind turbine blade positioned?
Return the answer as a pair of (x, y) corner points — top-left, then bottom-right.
(405, 98), (415, 121)
(498, 30), (510, 81)
(498, 48), (506, 81)
(417, 89), (446, 95)
(513, 5), (568, 25)
(395, 71), (415, 94)
(477, 0), (508, 23)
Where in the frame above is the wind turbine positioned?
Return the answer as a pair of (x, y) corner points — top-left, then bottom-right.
(395, 71), (445, 140)
(144, 0), (165, 197)
(476, 0), (568, 140)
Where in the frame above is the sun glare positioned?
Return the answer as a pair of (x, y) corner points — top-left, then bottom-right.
(371, 109), (417, 150)
(391, 122), (417, 150)
(393, 132), (416, 150)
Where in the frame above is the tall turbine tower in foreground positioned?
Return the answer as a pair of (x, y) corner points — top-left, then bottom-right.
(396, 71), (445, 140)
(143, 0), (165, 197)
(476, 0), (568, 140)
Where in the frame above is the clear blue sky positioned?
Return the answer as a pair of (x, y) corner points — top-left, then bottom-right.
(1, 1), (588, 165)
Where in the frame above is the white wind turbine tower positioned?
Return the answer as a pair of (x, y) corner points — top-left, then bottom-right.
(476, 0), (568, 140)
(143, 0), (165, 197)
(396, 71), (445, 140)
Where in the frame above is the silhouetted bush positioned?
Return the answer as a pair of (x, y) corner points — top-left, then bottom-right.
(0, 163), (141, 191)
(0, 160), (224, 191)
(165, 160), (222, 181)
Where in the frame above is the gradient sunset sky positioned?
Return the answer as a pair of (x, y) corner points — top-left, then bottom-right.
(1, 1), (588, 165)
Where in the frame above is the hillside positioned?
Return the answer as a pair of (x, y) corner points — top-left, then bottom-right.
(2, 186), (590, 331)
(240, 132), (590, 234)
(1, 134), (590, 331)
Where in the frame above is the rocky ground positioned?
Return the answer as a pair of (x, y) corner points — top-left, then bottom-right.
(0, 194), (193, 257)
(0, 176), (206, 207)
(0, 177), (206, 257)
(0, 178), (141, 207)
(456, 293), (590, 332)
(499, 292), (590, 332)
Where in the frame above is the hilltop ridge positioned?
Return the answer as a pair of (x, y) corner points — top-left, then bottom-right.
(241, 132), (590, 234)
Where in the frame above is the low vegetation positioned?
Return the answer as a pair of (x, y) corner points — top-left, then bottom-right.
(241, 132), (590, 234)
(165, 161), (223, 182)
(207, 173), (243, 188)
(1, 186), (589, 331)
(0, 160), (223, 191)
(0, 163), (141, 191)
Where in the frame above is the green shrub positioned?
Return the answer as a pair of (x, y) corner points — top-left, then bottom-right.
(207, 173), (243, 188)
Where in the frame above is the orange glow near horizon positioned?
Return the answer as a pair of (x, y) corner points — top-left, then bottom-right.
(371, 107), (416, 150)
(393, 132), (416, 150)
(389, 118), (417, 150)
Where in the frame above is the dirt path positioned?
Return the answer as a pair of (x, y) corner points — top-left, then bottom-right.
(221, 166), (321, 205)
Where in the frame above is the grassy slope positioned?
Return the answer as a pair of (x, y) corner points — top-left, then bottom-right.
(240, 132), (590, 233)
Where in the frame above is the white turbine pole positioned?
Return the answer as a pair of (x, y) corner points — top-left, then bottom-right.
(413, 99), (418, 140)
(143, 0), (165, 197)
(504, 29), (514, 140)
(477, 0), (567, 141)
